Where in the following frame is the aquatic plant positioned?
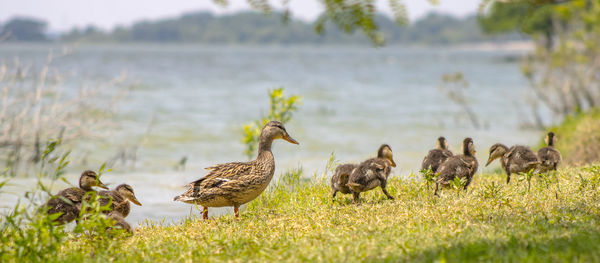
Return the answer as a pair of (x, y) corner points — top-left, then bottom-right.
(0, 51), (131, 176)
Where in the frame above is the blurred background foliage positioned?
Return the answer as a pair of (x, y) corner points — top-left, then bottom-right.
(242, 88), (300, 159)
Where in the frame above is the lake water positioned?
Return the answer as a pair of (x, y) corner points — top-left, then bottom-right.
(0, 43), (544, 226)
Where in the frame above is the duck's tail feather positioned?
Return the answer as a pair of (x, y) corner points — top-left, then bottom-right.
(173, 193), (195, 203)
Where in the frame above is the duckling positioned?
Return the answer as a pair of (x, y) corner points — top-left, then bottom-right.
(98, 184), (142, 217)
(346, 144), (396, 203)
(45, 170), (108, 224)
(435, 138), (478, 196)
(331, 163), (357, 199)
(174, 121), (299, 219)
(421, 136), (453, 173)
(486, 143), (539, 184)
(537, 132), (562, 173)
(107, 212), (134, 235)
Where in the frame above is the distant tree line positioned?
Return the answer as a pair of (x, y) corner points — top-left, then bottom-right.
(0, 17), (48, 41)
(1, 11), (522, 45)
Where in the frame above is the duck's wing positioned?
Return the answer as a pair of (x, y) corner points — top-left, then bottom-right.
(537, 147), (562, 168)
(333, 164), (355, 186)
(421, 150), (439, 170)
(98, 190), (124, 211)
(174, 161), (261, 202)
(444, 150), (453, 157)
(189, 161), (256, 189)
(506, 146), (539, 172)
(435, 157), (459, 184)
(56, 187), (86, 203)
(423, 149), (454, 172)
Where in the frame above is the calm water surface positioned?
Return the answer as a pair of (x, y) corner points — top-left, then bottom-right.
(0, 44), (543, 225)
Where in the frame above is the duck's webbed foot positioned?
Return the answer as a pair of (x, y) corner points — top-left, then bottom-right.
(506, 174), (511, 184)
(203, 206), (208, 220)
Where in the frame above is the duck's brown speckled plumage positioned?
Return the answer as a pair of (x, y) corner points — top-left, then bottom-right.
(487, 143), (539, 184)
(178, 152), (276, 208)
(435, 138), (478, 196)
(98, 184), (141, 218)
(421, 137), (453, 173)
(331, 163), (357, 198)
(108, 212), (134, 234)
(537, 132), (562, 173)
(174, 121), (298, 219)
(45, 170), (107, 224)
(346, 144), (396, 203)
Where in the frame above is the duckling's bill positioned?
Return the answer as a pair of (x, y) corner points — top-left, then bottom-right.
(485, 157), (494, 166)
(131, 197), (142, 206)
(97, 180), (109, 189)
(389, 158), (396, 167)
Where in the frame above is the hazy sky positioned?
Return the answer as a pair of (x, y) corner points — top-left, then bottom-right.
(0, 0), (482, 32)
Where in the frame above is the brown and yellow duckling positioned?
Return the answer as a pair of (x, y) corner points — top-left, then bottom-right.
(107, 212), (134, 235)
(331, 163), (357, 200)
(421, 136), (453, 174)
(435, 138), (478, 196)
(537, 132), (562, 173)
(98, 184), (142, 218)
(346, 144), (396, 203)
(174, 121), (299, 219)
(45, 170), (108, 224)
(486, 143), (539, 184)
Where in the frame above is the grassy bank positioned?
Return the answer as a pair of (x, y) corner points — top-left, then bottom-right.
(3, 109), (600, 262)
(25, 164), (597, 262)
(549, 108), (600, 165)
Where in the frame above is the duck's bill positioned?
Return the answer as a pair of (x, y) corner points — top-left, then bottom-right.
(97, 181), (109, 189)
(131, 197), (142, 206)
(283, 134), (299, 145)
(485, 157), (493, 167)
(390, 159), (397, 167)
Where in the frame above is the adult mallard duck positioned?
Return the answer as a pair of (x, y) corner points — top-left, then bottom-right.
(174, 121), (299, 219)
(346, 144), (396, 203)
(421, 136), (453, 174)
(98, 184), (142, 218)
(537, 132), (562, 173)
(45, 170), (108, 224)
(435, 138), (478, 196)
(486, 143), (539, 184)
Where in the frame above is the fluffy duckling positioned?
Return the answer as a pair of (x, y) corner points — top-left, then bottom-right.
(174, 121), (299, 219)
(537, 132), (562, 173)
(98, 184), (142, 218)
(486, 143), (539, 184)
(346, 144), (396, 203)
(331, 163), (357, 199)
(421, 136), (453, 173)
(45, 170), (108, 224)
(435, 138), (478, 196)
(107, 212), (134, 235)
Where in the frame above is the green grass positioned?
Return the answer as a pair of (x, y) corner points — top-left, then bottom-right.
(546, 108), (600, 165)
(10, 165), (596, 262)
